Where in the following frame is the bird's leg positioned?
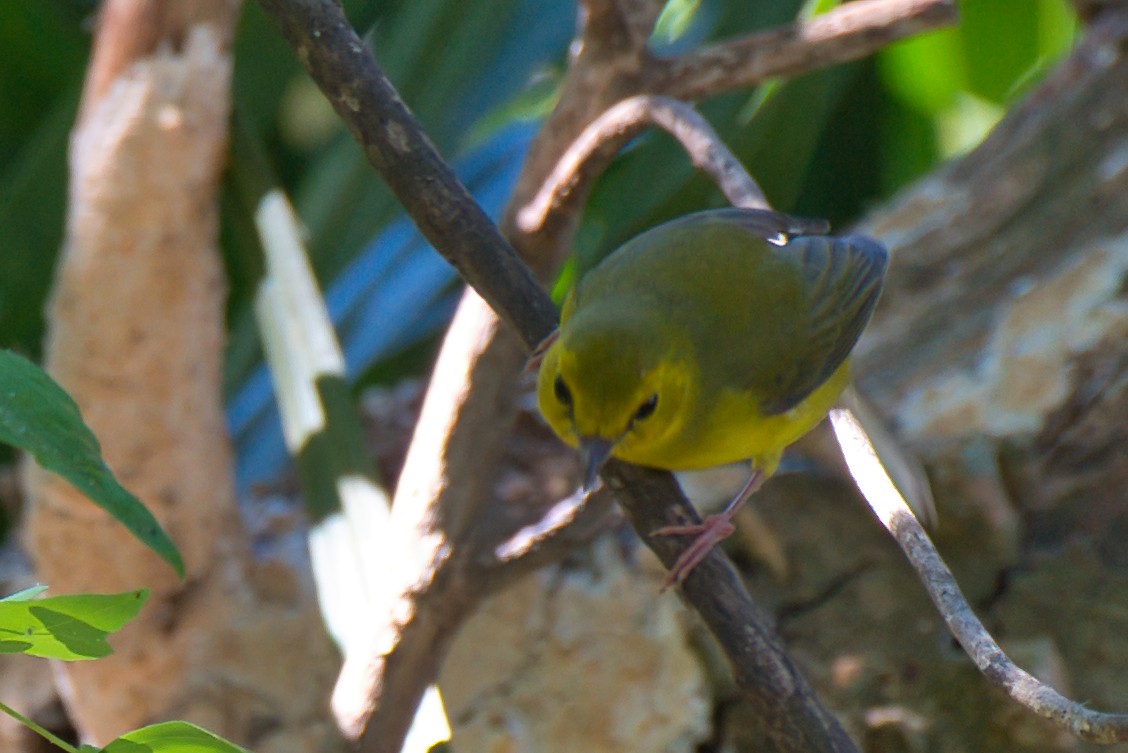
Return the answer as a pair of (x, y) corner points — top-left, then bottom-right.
(652, 469), (765, 588)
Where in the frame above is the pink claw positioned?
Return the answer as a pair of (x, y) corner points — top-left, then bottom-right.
(651, 468), (766, 589)
(653, 513), (738, 589)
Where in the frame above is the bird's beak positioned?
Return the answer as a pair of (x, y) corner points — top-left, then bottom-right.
(579, 436), (615, 492)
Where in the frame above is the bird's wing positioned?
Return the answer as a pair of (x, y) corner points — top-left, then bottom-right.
(702, 207), (831, 242)
(760, 234), (888, 415)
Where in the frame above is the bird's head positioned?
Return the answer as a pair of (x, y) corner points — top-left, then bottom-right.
(536, 307), (693, 489)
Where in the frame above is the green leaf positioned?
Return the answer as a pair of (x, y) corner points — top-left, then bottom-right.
(1036, 0), (1077, 58)
(959, 0), (1043, 104)
(0, 351), (185, 576)
(102, 721), (253, 753)
(878, 28), (965, 115)
(0, 589), (147, 661)
(0, 0), (87, 358)
(26, 607), (114, 659)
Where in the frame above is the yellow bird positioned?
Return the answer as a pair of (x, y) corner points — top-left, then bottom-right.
(536, 207), (887, 584)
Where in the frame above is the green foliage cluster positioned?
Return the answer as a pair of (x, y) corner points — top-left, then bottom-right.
(0, 352), (241, 751)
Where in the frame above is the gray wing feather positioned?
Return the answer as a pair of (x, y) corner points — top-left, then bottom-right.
(760, 234), (888, 415)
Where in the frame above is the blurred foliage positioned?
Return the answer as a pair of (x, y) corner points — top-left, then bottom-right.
(0, 0), (1078, 484)
(0, 2), (89, 360)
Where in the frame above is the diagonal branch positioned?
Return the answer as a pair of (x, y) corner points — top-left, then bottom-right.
(655, 0), (958, 101)
(602, 461), (862, 752)
(257, 0), (557, 352)
(830, 408), (1128, 744)
(257, 3), (866, 752)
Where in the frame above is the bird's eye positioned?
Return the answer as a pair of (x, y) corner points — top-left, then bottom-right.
(554, 375), (573, 407)
(634, 394), (659, 421)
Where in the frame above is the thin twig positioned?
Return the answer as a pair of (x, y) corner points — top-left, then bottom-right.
(508, 0), (957, 271)
(516, 95), (770, 237)
(253, 3), (864, 752)
(490, 488), (616, 565)
(829, 407), (1128, 744)
(655, 0), (958, 101)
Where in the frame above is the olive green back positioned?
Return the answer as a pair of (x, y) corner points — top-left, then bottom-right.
(567, 208), (887, 415)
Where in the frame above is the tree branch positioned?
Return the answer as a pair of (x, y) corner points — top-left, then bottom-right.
(516, 95), (771, 239)
(604, 462), (862, 752)
(830, 407), (1128, 744)
(508, 0), (957, 271)
(656, 0), (958, 101)
(256, 0), (557, 352)
(27, 2), (343, 748)
(578, 0), (665, 57)
(837, 9), (1128, 743)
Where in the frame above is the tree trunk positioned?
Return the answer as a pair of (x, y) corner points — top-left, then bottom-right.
(20, 4), (342, 750)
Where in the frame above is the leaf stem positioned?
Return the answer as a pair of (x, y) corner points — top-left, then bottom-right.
(0, 698), (79, 753)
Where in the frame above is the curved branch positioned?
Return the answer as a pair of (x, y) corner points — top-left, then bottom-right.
(257, 2), (864, 751)
(508, 0), (957, 273)
(516, 95), (770, 238)
(830, 407), (1128, 744)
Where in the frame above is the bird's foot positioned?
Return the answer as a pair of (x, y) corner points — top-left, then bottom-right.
(523, 329), (559, 373)
(652, 513), (737, 589)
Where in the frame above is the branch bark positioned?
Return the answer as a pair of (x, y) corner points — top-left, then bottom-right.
(257, 0), (558, 351)
(655, 0), (958, 101)
(842, 7), (1128, 745)
(830, 403), (1128, 743)
(508, 0), (957, 267)
(516, 95), (771, 238)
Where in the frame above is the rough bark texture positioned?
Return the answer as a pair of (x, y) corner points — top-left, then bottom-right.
(441, 539), (711, 753)
(20, 4), (341, 750)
